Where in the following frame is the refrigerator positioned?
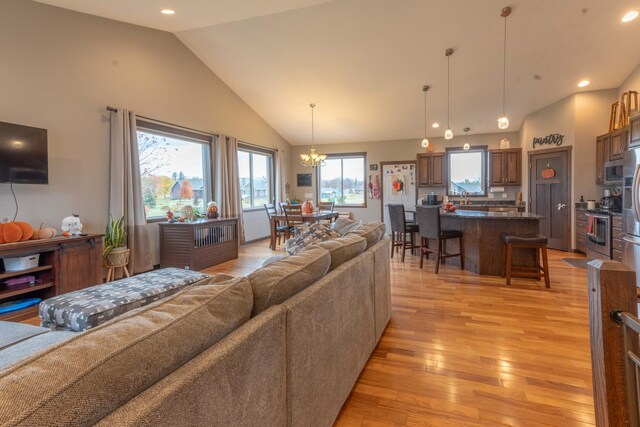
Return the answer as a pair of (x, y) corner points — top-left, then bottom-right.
(622, 147), (640, 286)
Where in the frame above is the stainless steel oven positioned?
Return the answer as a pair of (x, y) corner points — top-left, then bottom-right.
(586, 212), (611, 260)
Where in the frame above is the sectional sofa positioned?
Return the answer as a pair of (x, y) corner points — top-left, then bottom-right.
(0, 222), (390, 426)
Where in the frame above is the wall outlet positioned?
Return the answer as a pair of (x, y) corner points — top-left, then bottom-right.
(488, 193), (495, 199)
(502, 193), (509, 198)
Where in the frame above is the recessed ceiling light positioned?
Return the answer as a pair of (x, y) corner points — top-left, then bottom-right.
(578, 80), (590, 88)
(161, 9), (175, 15)
(431, 123), (440, 128)
(622, 10), (639, 22)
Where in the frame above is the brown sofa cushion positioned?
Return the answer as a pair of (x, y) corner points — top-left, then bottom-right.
(310, 234), (367, 271)
(348, 221), (386, 248)
(248, 247), (331, 316)
(0, 274), (253, 426)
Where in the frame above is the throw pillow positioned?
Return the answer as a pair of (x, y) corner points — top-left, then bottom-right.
(331, 218), (363, 236)
(286, 223), (339, 255)
(309, 234), (367, 271)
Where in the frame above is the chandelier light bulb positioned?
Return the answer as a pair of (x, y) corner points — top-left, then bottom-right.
(421, 138), (429, 148)
(498, 116), (510, 129)
(444, 129), (453, 140)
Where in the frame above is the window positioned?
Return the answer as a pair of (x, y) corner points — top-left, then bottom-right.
(318, 154), (366, 207)
(137, 122), (213, 220)
(238, 145), (274, 209)
(447, 147), (487, 196)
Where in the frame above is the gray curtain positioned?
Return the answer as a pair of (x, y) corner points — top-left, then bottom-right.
(215, 135), (245, 243)
(276, 148), (288, 204)
(109, 109), (153, 274)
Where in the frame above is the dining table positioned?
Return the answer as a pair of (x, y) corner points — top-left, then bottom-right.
(269, 211), (340, 250)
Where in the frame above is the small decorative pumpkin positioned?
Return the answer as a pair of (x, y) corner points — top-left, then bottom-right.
(2, 222), (23, 243)
(206, 202), (219, 219)
(301, 200), (314, 214)
(166, 210), (174, 220)
(541, 164), (556, 179)
(32, 223), (57, 240)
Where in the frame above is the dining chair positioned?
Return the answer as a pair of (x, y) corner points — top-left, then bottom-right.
(264, 203), (288, 249)
(317, 201), (335, 224)
(388, 204), (419, 262)
(282, 204), (304, 238)
(415, 206), (463, 273)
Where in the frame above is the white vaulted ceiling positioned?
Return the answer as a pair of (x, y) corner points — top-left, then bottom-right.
(35, 0), (640, 144)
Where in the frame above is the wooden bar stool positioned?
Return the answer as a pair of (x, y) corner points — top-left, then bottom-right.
(501, 233), (550, 288)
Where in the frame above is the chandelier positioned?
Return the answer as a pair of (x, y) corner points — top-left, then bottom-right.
(300, 103), (327, 167)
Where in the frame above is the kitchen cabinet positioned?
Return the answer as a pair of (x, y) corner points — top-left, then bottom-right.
(631, 113), (640, 149)
(575, 208), (587, 254)
(417, 153), (446, 187)
(488, 148), (521, 186)
(609, 129), (625, 161)
(595, 134), (608, 185)
(612, 215), (623, 262)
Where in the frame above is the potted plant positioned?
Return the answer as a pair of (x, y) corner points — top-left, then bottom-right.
(103, 215), (128, 258)
(103, 215), (130, 281)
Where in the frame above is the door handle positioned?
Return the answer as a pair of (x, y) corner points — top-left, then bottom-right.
(623, 234), (640, 246)
(557, 203), (566, 210)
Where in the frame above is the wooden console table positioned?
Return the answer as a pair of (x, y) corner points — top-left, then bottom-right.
(159, 218), (239, 271)
(0, 234), (103, 322)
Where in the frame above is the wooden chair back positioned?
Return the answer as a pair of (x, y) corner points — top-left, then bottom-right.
(264, 203), (278, 219)
(318, 201), (335, 212)
(282, 204), (304, 228)
(415, 206), (441, 240)
(388, 204), (408, 234)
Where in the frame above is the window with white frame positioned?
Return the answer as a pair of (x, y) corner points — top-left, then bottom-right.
(318, 153), (366, 207)
(136, 122), (213, 220)
(238, 145), (274, 209)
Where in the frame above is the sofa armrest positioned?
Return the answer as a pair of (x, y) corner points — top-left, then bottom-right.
(368, 235), (391, 341)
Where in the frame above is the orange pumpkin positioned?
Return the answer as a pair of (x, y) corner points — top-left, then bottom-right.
(31, 223), (57, 240)
(15, 222), (33, 241)
(301, 200), (314, 214)
(2, 222), (23, 243)
(541, 168), (556, 179)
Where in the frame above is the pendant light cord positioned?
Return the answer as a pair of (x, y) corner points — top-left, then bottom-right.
(502, 14), (507, 117)
(447, 54), (451, 129)
(423, 89), (427, 138)
(310, 103), (315, 147)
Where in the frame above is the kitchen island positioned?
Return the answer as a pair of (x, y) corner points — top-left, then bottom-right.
(418, 209), (544, 276)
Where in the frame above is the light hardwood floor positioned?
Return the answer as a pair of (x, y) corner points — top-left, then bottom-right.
(205, 239), (594, 427)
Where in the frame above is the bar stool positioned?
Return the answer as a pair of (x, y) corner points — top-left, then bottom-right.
(415, 206), (463, 274)
(388, 204), (419, 262)
(501, 233), (550, 288)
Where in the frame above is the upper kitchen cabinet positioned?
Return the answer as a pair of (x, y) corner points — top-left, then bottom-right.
(609, 129), (625, 161)
(488, 148), (521, 186)
(631, 113), (640, 150)
(417, 153), (446, 187)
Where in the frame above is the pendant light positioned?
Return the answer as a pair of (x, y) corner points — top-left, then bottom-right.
(444, 48), (454, 140)
(421, 85), (430, 148)
(463, 127), (471, 150)
(498, 6), (512, 130)
(300, 104), (327, 167)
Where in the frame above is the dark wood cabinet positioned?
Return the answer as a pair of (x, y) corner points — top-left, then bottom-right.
(596, 135), (608, 185)
(0, 235), (103, 321)
(631, 113), (640, 149)
(58, 238), (102, 294)
(417, 153), (446, 187)
(575, 209), (587, 254)
(488, 148), (521, 186)
(609, 129), (625, 161)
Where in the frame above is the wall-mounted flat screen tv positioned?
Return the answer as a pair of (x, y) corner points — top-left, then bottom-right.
(0, 121), (48, 184)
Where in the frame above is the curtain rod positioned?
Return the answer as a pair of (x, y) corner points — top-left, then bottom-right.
(105, 106), (218, 138)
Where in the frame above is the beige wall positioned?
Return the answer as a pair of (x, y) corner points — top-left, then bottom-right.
(290, 131), (520, 223)
(619, 62), (640, 100)
(0, 0), (291, 260)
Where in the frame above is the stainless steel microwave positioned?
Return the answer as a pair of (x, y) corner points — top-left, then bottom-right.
(604, 160), (623, 185)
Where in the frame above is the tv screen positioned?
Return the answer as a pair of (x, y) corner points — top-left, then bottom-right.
(0, 121), (48, 184)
